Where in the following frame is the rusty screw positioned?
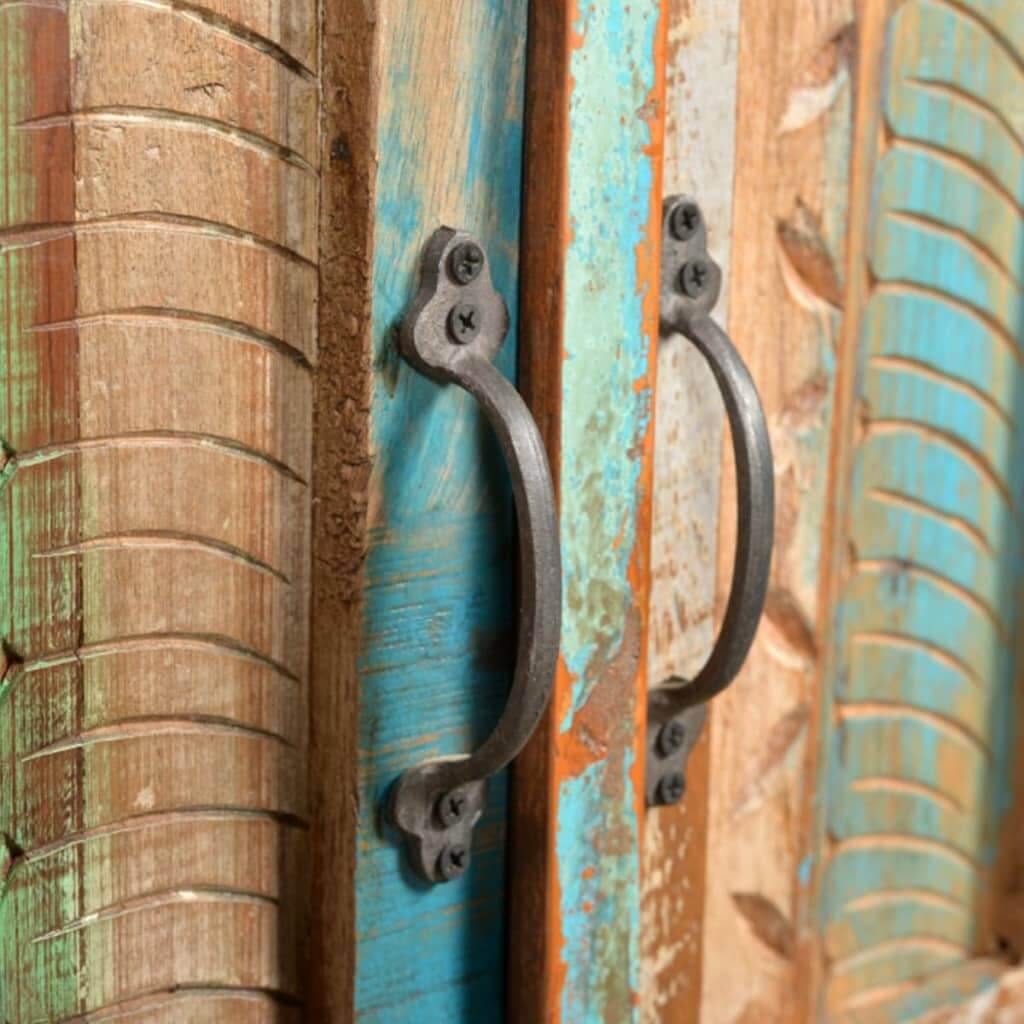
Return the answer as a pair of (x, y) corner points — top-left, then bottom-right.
(448, 302), (482, 345)
(657, 771), (686, 806)
(679, 259), (711, 298)
(657, 719), (686, 758)
(670, 200), (701, 241)
(449, 241), (485, 285)
(437, 789), (469, 828)
(438, 843), (470, 882)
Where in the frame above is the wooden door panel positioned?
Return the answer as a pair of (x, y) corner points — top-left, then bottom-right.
(310, 2), (530, 1019)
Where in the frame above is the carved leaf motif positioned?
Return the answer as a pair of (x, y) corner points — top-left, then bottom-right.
(731, 892), (795, 958)
(776, 198), (843, 314)
(778, 22), (855, 134)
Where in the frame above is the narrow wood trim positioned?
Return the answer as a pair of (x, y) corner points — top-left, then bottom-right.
(306, 1), (381, 1018)
(509, 1), (669, 1018)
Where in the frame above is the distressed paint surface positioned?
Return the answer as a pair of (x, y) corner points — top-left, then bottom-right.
(1, 3), (315, 1017)
(814, 0), (1024, 1019)
(640, 0), (741, 1018)
(551, 2), (665, 1019)
(352, 4), (527, 1020)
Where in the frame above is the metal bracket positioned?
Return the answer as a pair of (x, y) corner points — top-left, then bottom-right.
(387, 228), (562, 883)
(647, 196), (776, 808)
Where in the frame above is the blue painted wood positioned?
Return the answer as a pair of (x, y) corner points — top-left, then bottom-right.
(352, 5), (528, 1021)
(545, 3), (665, 1019)
(820, 0), (1024, 1017)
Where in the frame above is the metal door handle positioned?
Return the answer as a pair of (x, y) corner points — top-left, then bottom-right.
(646, 196), (775, 807)
(387, 228), (562, 884)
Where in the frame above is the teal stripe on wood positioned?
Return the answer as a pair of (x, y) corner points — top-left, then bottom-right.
(553, 2), (663, 1019)
(353, 5), (527, 1021)
(822, 0), (1024, 1019)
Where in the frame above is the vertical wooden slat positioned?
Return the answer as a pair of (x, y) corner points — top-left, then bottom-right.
(1, 4), (316, 1018)
(698, 0), (857, 1020)
(510, 2), (668, 1020)
(640, 2), (741, 1018)
(307, 0), (378, 1017)
(312, 4), (531, 1020)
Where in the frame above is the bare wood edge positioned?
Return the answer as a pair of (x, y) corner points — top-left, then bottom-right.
(507, 3), (571, 1017)
(307, 2), (381, 1017)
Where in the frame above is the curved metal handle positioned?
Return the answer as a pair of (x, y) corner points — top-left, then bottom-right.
(387, 228), (562, 883)
(646, 196), (775, 807)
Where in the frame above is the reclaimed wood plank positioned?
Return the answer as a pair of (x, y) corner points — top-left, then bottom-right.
(640, 2), (741, 1019)
(310, 4), (531, 1020)
(0, 1), (316, 1016)
(510, 2), (668, 1020)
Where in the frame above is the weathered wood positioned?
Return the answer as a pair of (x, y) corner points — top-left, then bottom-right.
(699, 0), (856, 1019)
(313, 4), (532, 1020)
(640, 1), (741, 1018)
(800, 0), (1024, 1018)
(307, 0), (378, 1018)
(509, 2), (668, 1020)
(0, 3), (315, 1017)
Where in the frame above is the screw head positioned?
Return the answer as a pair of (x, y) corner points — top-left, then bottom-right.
(448, 302), (482, 345)
(438, 843), (470, 882)
(657, 719), (687, 758)
(679, 259), (711, 298)
(437, 789), (469, 828)
(657, 771), (687, 806)
(449, 242), (485, 285)
(670, 200), (701, 241)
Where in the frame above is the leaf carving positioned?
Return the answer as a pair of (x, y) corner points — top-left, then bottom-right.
(776, 198), (843, 313)
(731, 891), (795, 959)
(779, 22), (856, 134)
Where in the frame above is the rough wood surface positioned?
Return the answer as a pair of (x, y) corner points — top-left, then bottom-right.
(306, 0), (379, 1017)
(509, 2), (668, 1020)
(800, 0), (1024, 1019)
(640, 1), (740, 1019)
(335, 4), (531, 1021)
(0, 3), (316, 1017)
(699, 0), (856, 1020)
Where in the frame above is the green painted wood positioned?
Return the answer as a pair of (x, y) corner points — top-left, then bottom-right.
(819, 0), (1024, 1018)
(0, 7), (80, 1016)
(352, 5), (528, 1020)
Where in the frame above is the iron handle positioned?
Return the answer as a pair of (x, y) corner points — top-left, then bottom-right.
(646, 196), (775, 807)
(387, 228), (562, 884)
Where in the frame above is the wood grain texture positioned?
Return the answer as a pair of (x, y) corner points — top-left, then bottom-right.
(510, 2), (668, 1020)
(0, 1), (315, 1017)
(640, 1), (740, 1019)
(801, 0), (1024, 1019)
(699, 0), (857, 1020)
(339, 4), (530, 1021)
(306, 0), (378, 1018)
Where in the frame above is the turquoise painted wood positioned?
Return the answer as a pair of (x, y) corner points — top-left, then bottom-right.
(353, 5), (528, 1021)
(821, 0), (1024, 1019)
(541, 2), (665, 1019)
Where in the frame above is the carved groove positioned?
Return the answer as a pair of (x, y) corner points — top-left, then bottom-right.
(823, 2), (1024, 1013)
(18, 108), (317, 174)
